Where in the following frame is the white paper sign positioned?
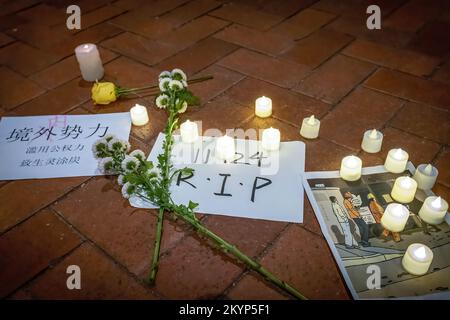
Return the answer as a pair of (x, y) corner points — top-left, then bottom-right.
(130, 133), (305, 223)
(0, 113), (131, 180)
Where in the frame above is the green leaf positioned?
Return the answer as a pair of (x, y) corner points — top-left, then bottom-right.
(188, 200), (198, 210)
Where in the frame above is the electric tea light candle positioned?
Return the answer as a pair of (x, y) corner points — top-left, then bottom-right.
(402, 244), (433, 276)
(381, 203), (409, 232)
(391, 176), (417, 203)
(340, 155), (362, 181)
(361, 129), (383, 153)
(300, 115), (320, 139)
(413, 164), (438, 190)
(180, 120), (199, 143)
(418, 196), (448, 225)
(255, 96), (272, 118)
(75, 43), (104, 82)
(261, 127), (280, 151)
(130, 104), (149, 126)
(384, 148), (408, 173)
(215, 135), (235, 160)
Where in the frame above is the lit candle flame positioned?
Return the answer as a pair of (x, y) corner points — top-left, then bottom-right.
(307, 115), (316, 125)
(346, 156), (359, 168)
(400, 176), (412, 189)
(369, 129), (378, 139)
(393, 148), (404, 160)
(83, 44), (89, 49)
(392, 204), (405, 217)
(413, 246), (427, 259)
(423, 164), (433, 175)
(431, 196), (442, 210)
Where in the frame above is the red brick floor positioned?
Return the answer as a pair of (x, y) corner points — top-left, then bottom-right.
(0, 0), (449, 300)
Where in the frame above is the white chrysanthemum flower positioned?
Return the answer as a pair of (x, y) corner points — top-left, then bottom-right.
(159, 78), (171, 92)
(155, 94), (169, 109)
(99, 157), (114, 173)
(171, 68), (187, 81)
(121, 182), (136, 199)
(108, 138), (126, 152)
(118, 174), (125, 186)
(121, 155), (140, 172)
(129, 149), (146, 161)
(124, 140), (131, 152)
(103, 134), (116, 142)
(169, 79), (183, 91)
(92, 139), (108, 158)
(178, 101), (188, 113)
(158, 70), (171, 80)
(182, 79), (188, 87)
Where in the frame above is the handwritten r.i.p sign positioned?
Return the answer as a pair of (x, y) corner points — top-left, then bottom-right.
(130, 133), (305, 223)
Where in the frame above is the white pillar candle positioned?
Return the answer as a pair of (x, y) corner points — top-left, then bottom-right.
(215, 135), (235, 160)
(261, 127), (280, 151)
(340, 155), (362, 181)
(74, 43), (104, 82)
(418, 196), (448, 225)
(300, 115), (320, 139)
(381, 203), (409, 232)
(180, 120), (199, 143)
(402, 244), (433, 276)
(361, 129), (383, 153)
(130, 104), (149, 126)
(255, 96), (272, 118)
(391, 176), (418, 203)
(384, 148), (409, 173)
(413, 164), (438, 190)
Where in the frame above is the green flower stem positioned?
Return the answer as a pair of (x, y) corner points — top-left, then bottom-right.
(170, 207), (308, 300)
(148, 207), (164, 284)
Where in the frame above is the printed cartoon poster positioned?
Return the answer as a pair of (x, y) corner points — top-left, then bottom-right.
(0, 113), (131, 180)
(303, 164), (450, 299)
(130, 133), (305, 223)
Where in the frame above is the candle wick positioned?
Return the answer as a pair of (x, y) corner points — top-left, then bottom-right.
(414, 246), (427, 259)
(431, 196), (442, 209)
(307, 115), (316, 125)
(369, 129), (378, 139)
(423, 164), (433, 175)
(393, 148), (404, 160)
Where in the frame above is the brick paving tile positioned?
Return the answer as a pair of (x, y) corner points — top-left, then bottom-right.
(281, 29), (353, 69)
(228, 225), (350, 299)
(6, 22), (69, 49)
(343, 39), (440, 77)
(0, 208), (81, 298)
(219, 49), (310, 89)
(17, 3), (64, 26)
(190, 64), (245, 105)
(13, 78), (91, 115)
(226, 273), (289, 300)
(0, 13), (28, 32)
(239, 116), (303, 142)
(0, 32), (14, 47)
(433, 61), (450, 85)
(20, 243), (159, 299)
(102, 32), (178, 66)
(260, 0), (316, 18)
(52, 177), (186, 276)
(225, 77), (330, 126)
(378, 127), (441, 166)
(109, 13), (173, 40)
(434, 148), (450, 188)
(294, 55), (375, 104)
(304, 139), (353, 171)
(113, 0), (188, 12)
(407, 20), (450, 58)
(162, 0), (222, 28)
(30, 47), (117, 89)
(325, 16), (413, 48)
(384, 0), (443, 33)
(103, 56), (161, 88)
(0, 42), (58, 76)
(312, 0), (405, 18)
(389, 102), (450, 145)
(0, 176), (88, 233)
(300, 198), (323, 236)
(157, 37), (238, 75)
(272, 8), (336, 40)
(214, 24), (294, 56)
(433, 183), (450, 201)
(203, 215), (287, 258)
(210, 2), (284, 31)
(0, 0), (39, 17)
(0, 66), (45, 110)
(161, 15), (229, 50)
(320, 87), (404, 151)
(364, 68), (450, 112)
(71, 5), (125, 30)
(154, 235), (244, 299)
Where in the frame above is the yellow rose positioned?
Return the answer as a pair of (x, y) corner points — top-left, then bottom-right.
(91, 82), (117, 105)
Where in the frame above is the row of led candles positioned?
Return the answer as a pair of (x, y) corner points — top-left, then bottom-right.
(340, 151), (447, 276)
